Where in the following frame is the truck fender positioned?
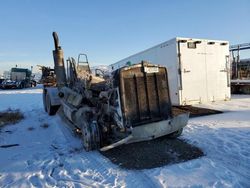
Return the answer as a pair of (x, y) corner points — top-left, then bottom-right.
(44, 87), (61, 106)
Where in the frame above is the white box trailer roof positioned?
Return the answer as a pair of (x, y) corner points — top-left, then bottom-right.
(110, 37), (231, 105)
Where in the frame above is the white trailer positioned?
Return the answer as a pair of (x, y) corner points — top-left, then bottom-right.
(110, 37), (231, 105)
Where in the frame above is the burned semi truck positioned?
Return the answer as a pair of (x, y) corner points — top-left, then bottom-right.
(43, 32), (189, 151)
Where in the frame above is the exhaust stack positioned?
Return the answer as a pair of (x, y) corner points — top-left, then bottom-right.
(52, 32), (66, 87)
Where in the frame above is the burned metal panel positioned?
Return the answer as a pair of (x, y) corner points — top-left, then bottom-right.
(134, 75), (149, 120)
(119, 65), (172, 127)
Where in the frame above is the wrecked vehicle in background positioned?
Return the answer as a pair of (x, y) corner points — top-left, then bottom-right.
(38, 65), (57, 87)
(43, 32), (189, 151)
(1, 68), (36, 89)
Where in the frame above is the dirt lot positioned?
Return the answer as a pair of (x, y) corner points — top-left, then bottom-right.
(172, 106), (222, 117)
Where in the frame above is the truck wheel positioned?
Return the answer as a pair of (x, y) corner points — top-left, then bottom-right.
(168, 128), (183, 138)
(45, 93), (59, 115)
(81, 121), (101, 151)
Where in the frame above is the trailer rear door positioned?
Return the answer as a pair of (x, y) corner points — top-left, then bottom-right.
(205, 42), (230, 101)
(179, 40), (208, 104)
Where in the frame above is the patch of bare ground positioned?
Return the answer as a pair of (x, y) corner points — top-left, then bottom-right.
(101, 137), (204, 170)
(27, 127), (35, 131)
(172, 106), (222, 118)
(40, 123), (49, 129)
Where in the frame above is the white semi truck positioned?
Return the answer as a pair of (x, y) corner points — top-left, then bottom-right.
(110, 37), (231, 105)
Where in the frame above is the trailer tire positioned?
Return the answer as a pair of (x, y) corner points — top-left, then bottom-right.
(45, 93), (59, 115)
(168, 128), (183, 138)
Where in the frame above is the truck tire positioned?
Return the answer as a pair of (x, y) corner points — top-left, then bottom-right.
(81, 120), (101, 151)
(45, 93), (59, 115)
(168, 128), (183, 138)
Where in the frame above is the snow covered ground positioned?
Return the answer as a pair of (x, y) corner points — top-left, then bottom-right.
(0, 87), (249, 187)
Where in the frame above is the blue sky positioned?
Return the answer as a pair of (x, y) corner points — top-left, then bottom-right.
(0, 0), (249, 74)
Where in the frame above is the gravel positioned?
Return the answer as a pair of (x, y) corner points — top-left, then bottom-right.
(101, 136), (204, 170)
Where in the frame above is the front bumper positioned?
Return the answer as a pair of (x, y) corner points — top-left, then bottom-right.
(100, 113), (189, 151)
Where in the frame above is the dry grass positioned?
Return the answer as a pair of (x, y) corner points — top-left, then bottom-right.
(0, 108), (24, 128)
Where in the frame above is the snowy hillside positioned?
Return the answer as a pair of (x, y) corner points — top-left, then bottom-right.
(0, 87), (249, 187)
